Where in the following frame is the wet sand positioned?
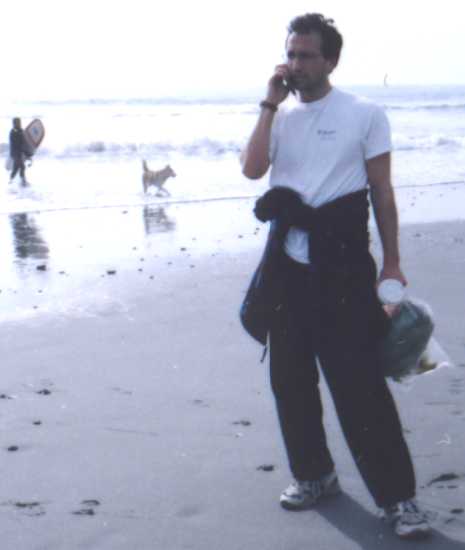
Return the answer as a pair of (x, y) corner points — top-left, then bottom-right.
(0, 198), (465, 549)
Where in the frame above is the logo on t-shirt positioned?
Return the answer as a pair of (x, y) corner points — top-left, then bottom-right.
(317, 129), (336, 140)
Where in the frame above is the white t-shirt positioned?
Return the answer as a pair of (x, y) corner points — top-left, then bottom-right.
(269, 87), (392, 263)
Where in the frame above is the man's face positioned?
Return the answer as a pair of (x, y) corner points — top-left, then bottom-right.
(285, 32), (336, 93)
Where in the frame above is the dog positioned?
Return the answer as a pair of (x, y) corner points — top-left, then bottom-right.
(142, 160), (176, 195)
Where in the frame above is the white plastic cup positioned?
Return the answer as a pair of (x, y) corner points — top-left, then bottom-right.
(377, 279), (406, 305)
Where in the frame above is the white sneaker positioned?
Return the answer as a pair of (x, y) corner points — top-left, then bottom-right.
(383, 499), (431, 539)
(280, 471), (341, 510)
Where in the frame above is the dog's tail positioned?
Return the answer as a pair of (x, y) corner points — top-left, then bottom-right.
(142, 159), (148, 172)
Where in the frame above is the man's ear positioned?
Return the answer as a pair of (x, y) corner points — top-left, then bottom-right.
(325, 58), (338, 75)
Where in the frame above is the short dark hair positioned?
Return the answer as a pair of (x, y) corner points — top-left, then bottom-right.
(287, 13), (343, 63)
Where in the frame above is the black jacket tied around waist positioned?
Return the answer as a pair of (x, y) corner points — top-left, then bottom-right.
(240, 187), (389, 347)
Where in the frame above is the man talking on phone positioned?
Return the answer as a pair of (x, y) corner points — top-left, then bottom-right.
(240, 13), (430, 540)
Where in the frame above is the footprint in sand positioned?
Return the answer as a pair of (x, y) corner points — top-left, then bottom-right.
(257, 464), (275, 472)
(232, 420), (252, 427)
(192, 399), (210, 408)
(3, 501), (47, 517)
(177, 505), (201, 519)
(449, 378), (464, 395)
(72, 499), (101, 516)
(111, 387), (133, 396)
(426, 472), (463, 489)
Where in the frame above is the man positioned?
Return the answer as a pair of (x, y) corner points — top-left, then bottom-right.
(9, 117), (28, 185)
(240, 13), (430, 540)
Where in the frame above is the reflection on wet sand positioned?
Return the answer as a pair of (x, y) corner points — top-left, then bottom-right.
(10, 213), (49, 261)
(143, 206), (176, 235)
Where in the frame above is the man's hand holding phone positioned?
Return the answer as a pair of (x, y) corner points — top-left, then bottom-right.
(266, 65), (295, 106)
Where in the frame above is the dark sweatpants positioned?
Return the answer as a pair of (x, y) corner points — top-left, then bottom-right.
(10, 155), (25, 180)
(269, 253), (415, 508)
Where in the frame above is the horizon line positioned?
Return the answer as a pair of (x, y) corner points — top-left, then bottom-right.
(2, 83), (465, 104)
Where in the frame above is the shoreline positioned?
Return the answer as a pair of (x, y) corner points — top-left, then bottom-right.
(1, 196), (464, 334)
(2, 174), (465, 220)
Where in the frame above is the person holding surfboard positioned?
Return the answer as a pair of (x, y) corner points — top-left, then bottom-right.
(9, 117), (29, 186)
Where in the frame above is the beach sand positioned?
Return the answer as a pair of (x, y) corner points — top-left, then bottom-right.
(0, 197), (465, 549)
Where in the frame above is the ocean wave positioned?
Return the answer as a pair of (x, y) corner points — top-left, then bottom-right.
(41, 139), (242, 159)
(13, 96), (260, 108)
(0, 139), (243, 159)
(392, 133), (465, 151)
(387, 102), (465, 112)
(11, 91), (465, 112)
(0, 131), (463, 161)
(37, 134), (465, 157)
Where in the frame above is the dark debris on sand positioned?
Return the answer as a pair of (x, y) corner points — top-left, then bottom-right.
(427, 472), (463, 486)
(73, 508), (95, 516)
(15, 501), (41, 509)
(72, 499), (101, 516)
(257, 464), (275, 472)
(82, 499), (101, 506)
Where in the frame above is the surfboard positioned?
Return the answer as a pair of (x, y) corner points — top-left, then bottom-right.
(5, 119), (45, 170)
(23, 119), (45, 157)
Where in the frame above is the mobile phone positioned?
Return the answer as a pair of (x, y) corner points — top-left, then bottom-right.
(283, 76), (296, 95)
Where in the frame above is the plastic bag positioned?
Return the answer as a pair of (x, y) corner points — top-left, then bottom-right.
(417, 336), (451, 374)
(380, 299), (435, 380)
(5, 156), (12, 171)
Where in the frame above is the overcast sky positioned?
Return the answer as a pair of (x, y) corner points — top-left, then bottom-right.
(1, 0), (464, 101)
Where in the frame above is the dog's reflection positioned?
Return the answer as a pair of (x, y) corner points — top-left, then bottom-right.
(143, 206), (176, 235)
(10, 213), (49, 260)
